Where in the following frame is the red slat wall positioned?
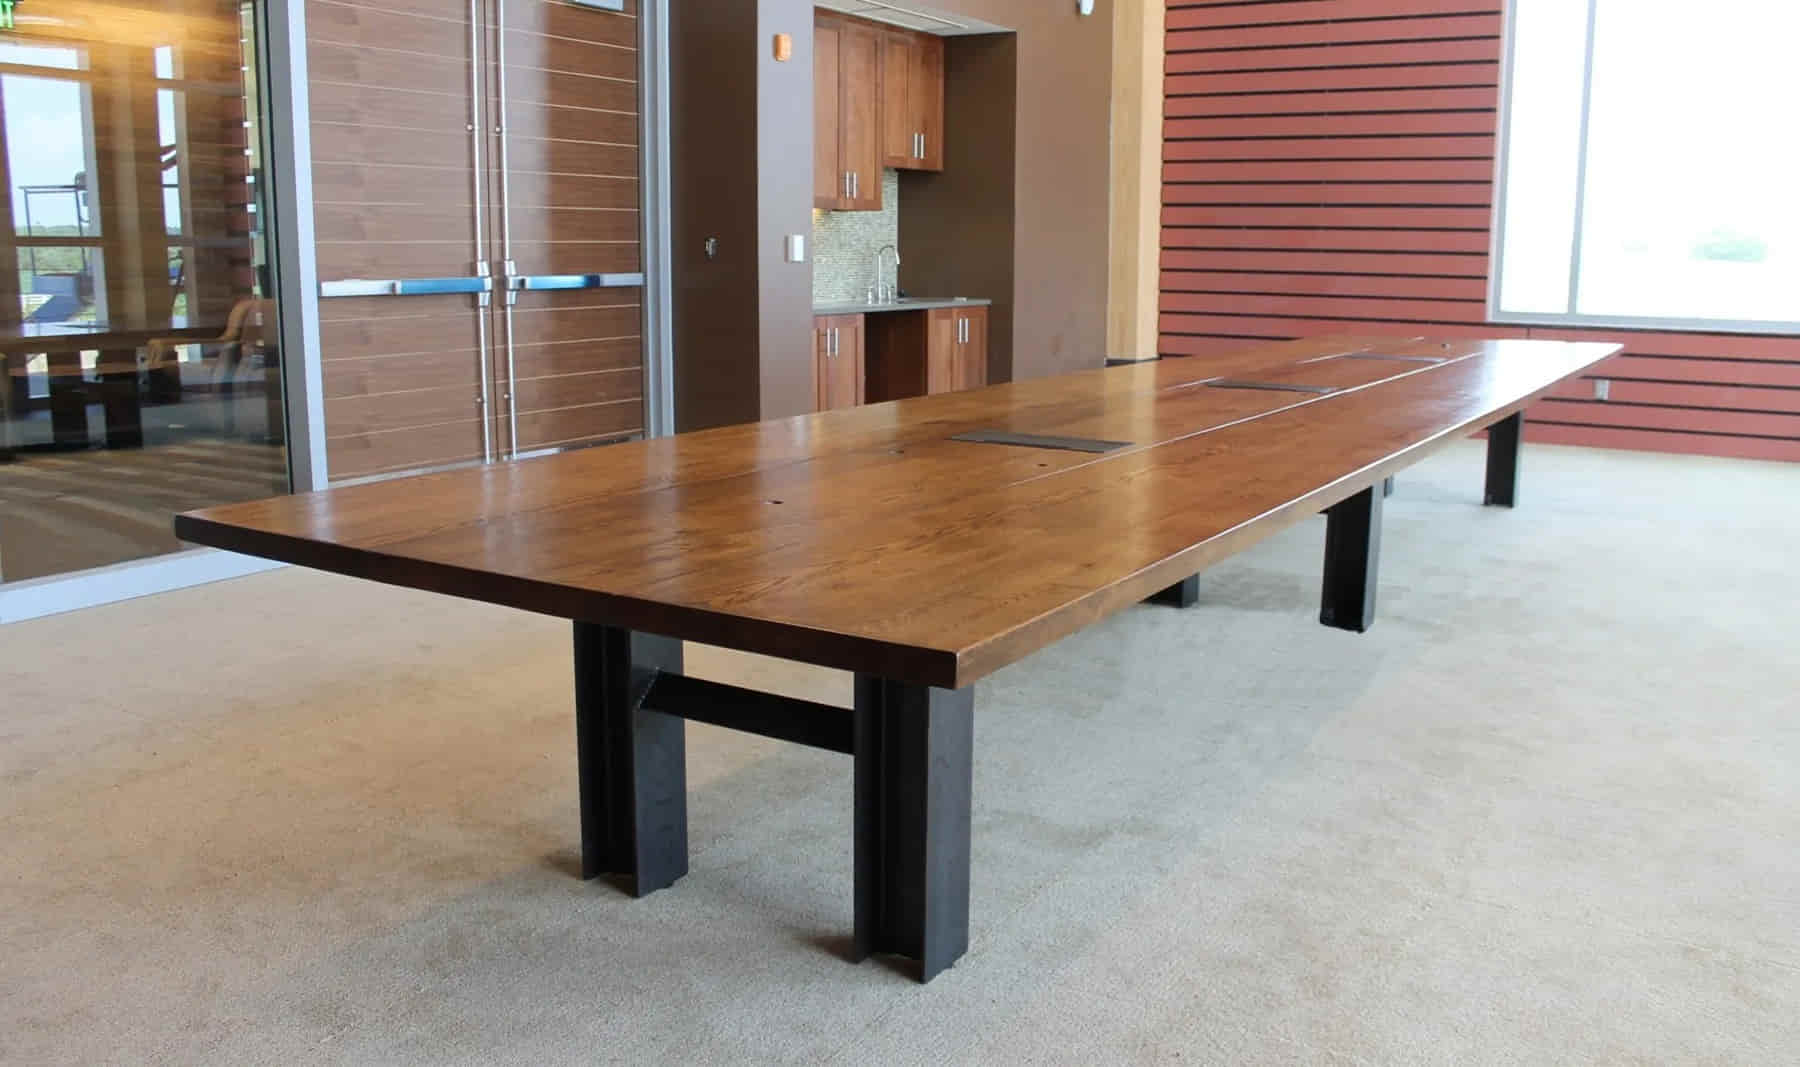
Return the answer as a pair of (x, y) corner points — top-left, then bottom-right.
(1159, 0), (1800, 464)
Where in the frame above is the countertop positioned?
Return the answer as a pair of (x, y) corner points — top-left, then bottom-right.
(813, 297), (992, 316)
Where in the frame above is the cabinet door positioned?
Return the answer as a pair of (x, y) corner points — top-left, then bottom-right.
(814, 21), (843, 209)
(957, 307), (988, 391)
(880, 33), (915, 169)
(839, 22), (882, 210)
(913, 34), (945, 172)
(839, 316), (866, 407)
(813, 320), (833, 411)
(815, 315), (864, 411)
(925, 308), (959, 394)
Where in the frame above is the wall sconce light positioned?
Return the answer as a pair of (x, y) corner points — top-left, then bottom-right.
(1077, 0), (1094, 14)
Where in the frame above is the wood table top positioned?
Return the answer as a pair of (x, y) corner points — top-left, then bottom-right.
(175, 336), (1620, 688)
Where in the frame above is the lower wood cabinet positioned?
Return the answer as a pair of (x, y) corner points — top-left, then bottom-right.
(813, 314), (865, 412)
(867, 305), (986, 402)
(928, 306), (986, 395)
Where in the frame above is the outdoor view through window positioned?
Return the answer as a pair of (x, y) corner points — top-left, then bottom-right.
(1495, 0), (1800, 330)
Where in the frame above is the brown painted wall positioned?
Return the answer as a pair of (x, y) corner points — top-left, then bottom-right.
(671, 0), (821, 430)
(670, 1), (761, 431)
(902, 1), (1116, 383)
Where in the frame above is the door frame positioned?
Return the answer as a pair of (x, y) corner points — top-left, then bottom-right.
(0, 0), (676, 624)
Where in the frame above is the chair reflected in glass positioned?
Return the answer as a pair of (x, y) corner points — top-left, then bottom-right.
(144, 296), (280, 442)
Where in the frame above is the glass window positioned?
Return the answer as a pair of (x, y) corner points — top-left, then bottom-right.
(1493, 0), (1800, 331)
(0, 4), (290, 587)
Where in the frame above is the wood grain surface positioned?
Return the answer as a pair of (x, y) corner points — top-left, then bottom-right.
(176, 336), (1619, 688)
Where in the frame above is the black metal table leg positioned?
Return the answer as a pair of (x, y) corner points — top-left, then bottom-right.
(1320, 485), (1382, 633)
(1145, 574), (1199, 608)
(46, 352), (90, 449)
(573, 623), (688, 896)
(853, 676), (975, 983)
(1485, 411), (1521, 508)
(99, 350), (144, 450)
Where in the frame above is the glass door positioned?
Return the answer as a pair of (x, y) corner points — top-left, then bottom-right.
(0, 1), (289, 586)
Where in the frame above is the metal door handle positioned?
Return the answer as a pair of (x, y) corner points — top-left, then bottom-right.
(507, 272), (647, 292)
(320, 276), (494, 298)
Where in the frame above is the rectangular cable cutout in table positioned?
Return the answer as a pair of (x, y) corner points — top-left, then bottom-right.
(949, 430), (1131, 453)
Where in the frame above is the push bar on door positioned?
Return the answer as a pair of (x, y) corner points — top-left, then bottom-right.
(505, 273), (647, 292)
(319, 277), (495, 298)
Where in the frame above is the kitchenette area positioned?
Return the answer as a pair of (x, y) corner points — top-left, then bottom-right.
(808, 3), (1004, 412)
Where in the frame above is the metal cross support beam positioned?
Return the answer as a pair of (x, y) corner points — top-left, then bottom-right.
(572, 623), (977, 983)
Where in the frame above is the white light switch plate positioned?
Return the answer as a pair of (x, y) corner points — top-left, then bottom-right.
(786, 235), (806, 263)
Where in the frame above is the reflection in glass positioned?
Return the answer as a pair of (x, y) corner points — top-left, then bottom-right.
(0, 2), (289, 586)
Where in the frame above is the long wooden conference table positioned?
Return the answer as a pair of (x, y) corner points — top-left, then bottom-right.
(175, 335), (1619, 982)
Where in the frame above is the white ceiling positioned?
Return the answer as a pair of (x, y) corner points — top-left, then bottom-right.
(814, 0), (1012, 36)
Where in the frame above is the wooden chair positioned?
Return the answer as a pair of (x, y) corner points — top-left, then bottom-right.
(144, 297), (269, 406)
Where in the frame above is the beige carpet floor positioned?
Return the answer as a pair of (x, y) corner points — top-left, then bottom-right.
(2, 439), (1796, 1065)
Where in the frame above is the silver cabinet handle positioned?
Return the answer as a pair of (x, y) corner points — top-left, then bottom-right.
(851, 171), (858, 199)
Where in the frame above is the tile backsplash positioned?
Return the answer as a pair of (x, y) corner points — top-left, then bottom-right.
(812, 169), (899, 305)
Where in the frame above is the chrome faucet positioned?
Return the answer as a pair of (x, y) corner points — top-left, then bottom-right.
(874, 244), (900, 304)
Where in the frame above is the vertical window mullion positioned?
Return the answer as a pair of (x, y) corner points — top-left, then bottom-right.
(1564, 0), (1600, 317)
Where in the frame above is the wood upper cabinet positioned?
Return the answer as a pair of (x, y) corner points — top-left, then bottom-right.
(814, 314), (865, 411)
(880, 30), (944, 172)
(814, 14), (881, 211)
(813, 20), (842, 209)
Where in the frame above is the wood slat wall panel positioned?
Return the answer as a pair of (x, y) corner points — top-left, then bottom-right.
(1165, 183), (1492, 207)
(1163, 227), (1490, 254)
(1161, 270), (1488, 301)
(1545, 379), (1800, 415)
(1168, 87), (1498, 118)
(1160, 0), (1800, 462)
(1169, 0), (1502, 31)
(1167, 63), (1499, 96)
(1166, 38), (1499, 73)
(1524, 422), (1800, 464)
(1162, 248), (1490, 277)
